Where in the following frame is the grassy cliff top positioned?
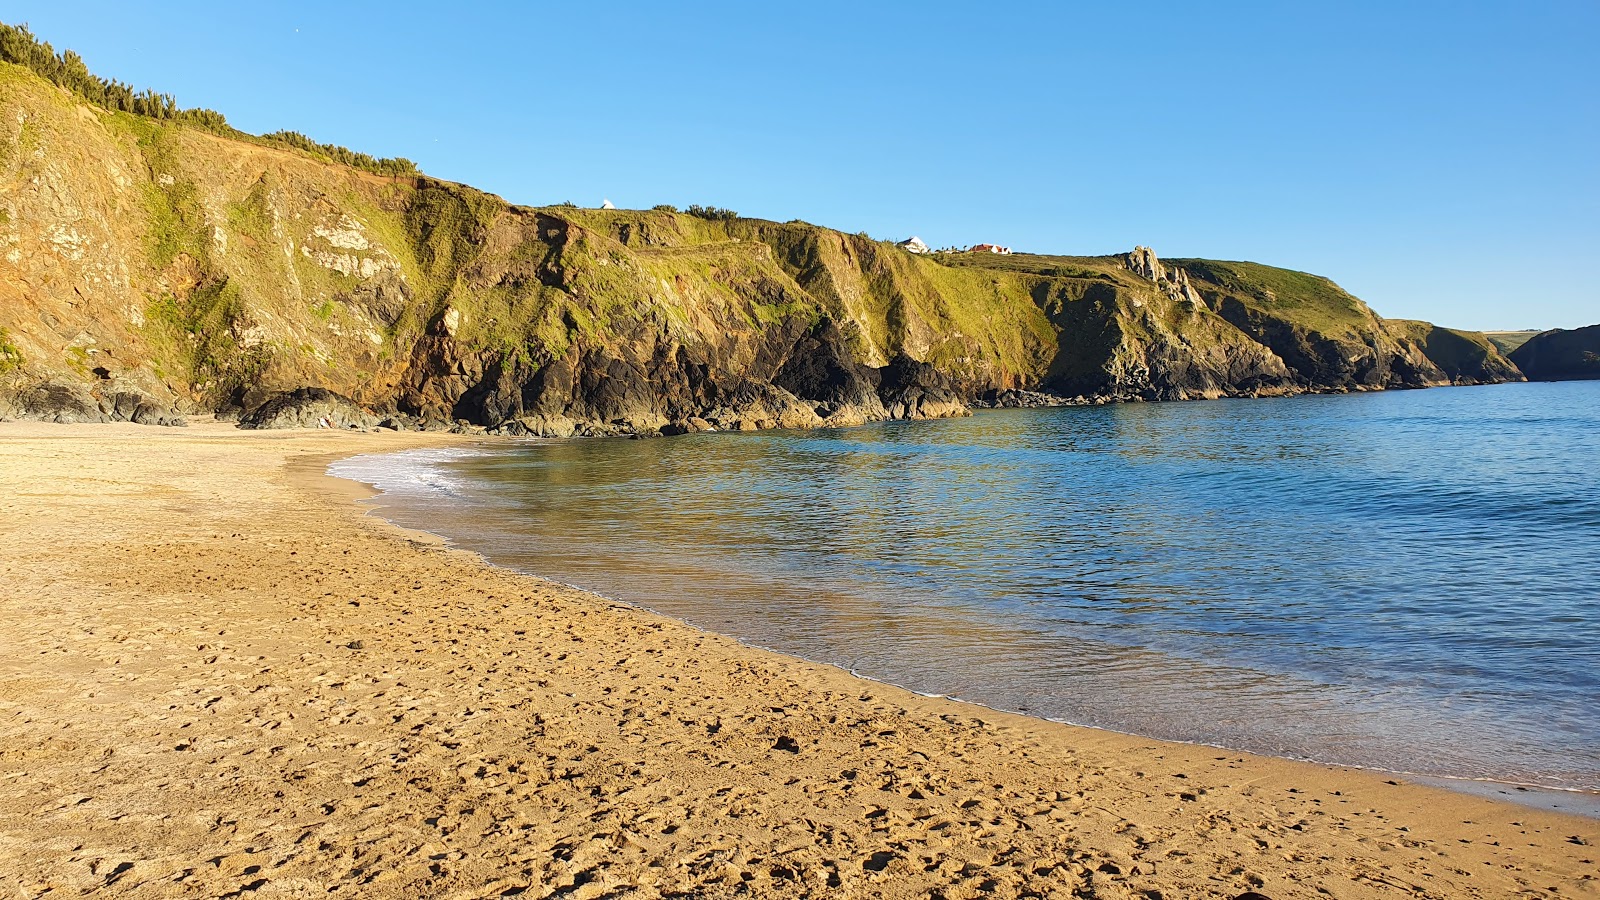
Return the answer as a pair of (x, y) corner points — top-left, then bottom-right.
(1483, 330), (1541, 355)
(0, 23), (417, 177)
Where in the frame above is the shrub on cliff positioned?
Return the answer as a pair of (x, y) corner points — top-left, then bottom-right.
(686, 205), (738, 221)
(0, 21), (417, 178)
(0, 22), (210, 123)
(0, 327), (22, 374)
(259, 130), (417, 177)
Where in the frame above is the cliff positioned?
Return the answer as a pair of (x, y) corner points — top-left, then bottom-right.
(0, 58), (1523, 432)
(1509, 325), (1600, 381)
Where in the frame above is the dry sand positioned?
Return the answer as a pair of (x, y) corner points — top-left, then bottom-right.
(0, 420), (1595, 899)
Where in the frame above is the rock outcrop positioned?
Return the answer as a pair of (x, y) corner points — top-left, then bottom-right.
(0, 380), (185, 425)
(1509, 324), (1600, 381)
(237, 388), (378, 430)
(1122, 246), (1203, 307)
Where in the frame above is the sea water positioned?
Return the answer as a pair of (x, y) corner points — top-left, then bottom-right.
(331, 381), (1600, 801)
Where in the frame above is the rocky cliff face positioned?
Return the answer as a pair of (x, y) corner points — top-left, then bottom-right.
(1176, 260), (1522, 389)
(0, 61), (1523, 432)
(1382, 320), (1525, 385)
(1509, 325), (1600, 381)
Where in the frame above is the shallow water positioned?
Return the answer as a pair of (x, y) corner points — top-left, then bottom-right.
(333, 381), (1600, 795)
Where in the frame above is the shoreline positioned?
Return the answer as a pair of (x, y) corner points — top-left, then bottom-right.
(299, 430), (1600, 825)
(2, 420), (1596, 898)
(326, 429), (1600, 817)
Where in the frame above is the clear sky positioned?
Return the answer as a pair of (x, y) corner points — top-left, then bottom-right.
(7, 1), (1597, 330)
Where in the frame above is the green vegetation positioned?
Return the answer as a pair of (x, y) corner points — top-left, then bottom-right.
(128, 125), (211, 270)
(143, 278), (269, 401)
(1484, 330), (1539, 355)
(1386, 320), (1508, 379)
(686, 205), (738, 221)
(1176, 258), (1371, 335)
(0, 22), (226, 127)
(0, 20), (417, 177)
(912, 248), (1454, 381)
(141, 181), (199, 270)
(405, 180), (503, 288)
(260, 131), (417, 177)
(224, 178), (277, 244)
(0, 326), (22, 374)
(935, 252), (1128, 282)
(1509, 325), (1600, 381)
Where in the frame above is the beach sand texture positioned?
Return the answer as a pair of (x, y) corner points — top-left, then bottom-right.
(0, 421), (1595, 899)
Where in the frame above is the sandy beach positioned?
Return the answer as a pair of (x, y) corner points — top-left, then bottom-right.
(0, 421), (1594, 899)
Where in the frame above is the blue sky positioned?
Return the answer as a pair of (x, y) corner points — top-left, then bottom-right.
(8, 1), (1597, 330)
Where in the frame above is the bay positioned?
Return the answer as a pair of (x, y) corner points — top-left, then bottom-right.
(332, 380), (1600, 797)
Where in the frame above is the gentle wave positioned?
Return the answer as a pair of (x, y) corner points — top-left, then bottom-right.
(330, 447), (492, 503)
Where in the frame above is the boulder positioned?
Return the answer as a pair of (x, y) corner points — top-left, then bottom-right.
(704, 382), (823, 432)
(876, 355), (970, 420)
(20, 382), (107, 424)
(974, 389), (1083, 409)
(99, 391), (187, 427)
(237, 388), (379, 430)
(489, 415), (578, 438)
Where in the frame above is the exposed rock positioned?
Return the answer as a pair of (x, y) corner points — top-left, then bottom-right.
(1123, 245), (1202, 306)
(703, 382), (824, 432)
(0, 382), (184, 425)
(1510, 324), (1600, 381)
(658, 417), (718, 436)
(1043, 276), (1295, 401)
(973, 389), (1087, 409)
(876, 355), (969, 420)
(102, 391), (187, 426)
(1124, 245), (1165, 282)
(773, 319), (887, 423)
(17, 382), (106, 424)
(238, 388), (379, 430)
(1169, 266), (1204, 305)
(489, 415), (578, 438)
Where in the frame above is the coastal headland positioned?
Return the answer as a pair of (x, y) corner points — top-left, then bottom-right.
(1, 420), (1595, 899)
(0, 39), (1535, 438)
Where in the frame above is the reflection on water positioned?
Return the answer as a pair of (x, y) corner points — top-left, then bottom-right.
(333, 381), (1600, 793)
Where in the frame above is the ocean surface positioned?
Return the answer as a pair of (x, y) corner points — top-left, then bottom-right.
(331, 381), (1600, 801)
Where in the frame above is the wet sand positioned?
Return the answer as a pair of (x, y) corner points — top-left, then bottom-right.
(0, 420), (1594, 899)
